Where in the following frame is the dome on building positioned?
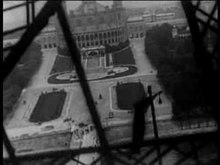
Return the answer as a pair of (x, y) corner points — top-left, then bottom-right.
(57, 0), (128, 50)
(74, 1), (106, 15)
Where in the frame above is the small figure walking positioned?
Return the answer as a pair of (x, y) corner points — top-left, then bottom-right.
(99, 94), (102, 100)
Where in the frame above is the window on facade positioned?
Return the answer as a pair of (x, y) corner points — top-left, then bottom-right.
(53, 43), (56, 47)
(139, 26), (143, 31)
(94, 33), (98, 39)
(99, 33), (103, 39)
(86, 35), (89, 41)
(76, 19), (81, 26)
(48, 37), (52, 43)
(82, 43), (85, 47)
(118, 13), (121, 20)
(87, 17), (93, 24)
(99, 16), (104, 24)
(90, 34), (93, 40)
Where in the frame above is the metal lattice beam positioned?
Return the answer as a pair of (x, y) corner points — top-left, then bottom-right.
(3, 0), (219, 164)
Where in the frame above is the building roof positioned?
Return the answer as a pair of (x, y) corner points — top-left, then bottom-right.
(41, 26), (56, 33)
(127, 16), (143, 22)
(143, 14), (152, 18)
(156, 13), (174, 17)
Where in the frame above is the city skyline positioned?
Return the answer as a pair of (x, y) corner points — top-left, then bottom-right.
(3, 1), (178, 30)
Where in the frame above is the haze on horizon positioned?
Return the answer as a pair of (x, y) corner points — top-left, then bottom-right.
(3, 1), (178, 31)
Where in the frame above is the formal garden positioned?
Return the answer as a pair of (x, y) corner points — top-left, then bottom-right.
(29, 90), (67, 123)
(112, 47), (135, 66)
(48, 66), (137, 84)
(50, 55), (75, 75)
(105, 39), (135, 66)
(48, 40), (137, 84)
(116, 82), (146, 110)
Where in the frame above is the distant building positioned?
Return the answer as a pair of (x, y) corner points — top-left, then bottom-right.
(142, 12), (175, 23)
(3, 1), (188, 52)
(126, 8), (146, 18)
(34, 15), (58, 50)
(172, 25), (191, 39)
(127, 16), (145, 39)
(35, 26), (57, 50)
(155, 13), (174, 22)
(127, 12), (186, 40)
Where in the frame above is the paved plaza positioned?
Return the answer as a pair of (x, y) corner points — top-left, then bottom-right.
(5, 38), (173, 157)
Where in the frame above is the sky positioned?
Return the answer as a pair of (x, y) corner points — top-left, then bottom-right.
(3, 1), (178, 31)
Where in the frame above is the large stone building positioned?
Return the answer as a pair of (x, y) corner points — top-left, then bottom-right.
(127, 16), (145, 39)
(6, 1), (188, 51)
(35, 26), (57, 50)
(57, 0), (128, 57)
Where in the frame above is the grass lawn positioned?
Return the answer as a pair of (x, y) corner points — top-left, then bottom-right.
(112, 47), (135, 66)
(50, 55), (74, 75)
(29, 91), (67, 123)
(116, 82), (146, 110)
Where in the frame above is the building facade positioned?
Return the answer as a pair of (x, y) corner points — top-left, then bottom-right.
(8, 1), (188, 52)
(127, 16), (145, 39)
(127, 12), (178, 40)
(56, 0), (128, 57)
(35, 26), (57, 50)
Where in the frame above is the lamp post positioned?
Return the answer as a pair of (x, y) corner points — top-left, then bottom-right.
(148, 85), (162, 165)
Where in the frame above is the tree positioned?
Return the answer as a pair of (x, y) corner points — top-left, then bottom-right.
(145, 23), (206, 120)
(3, 42), (42, 121)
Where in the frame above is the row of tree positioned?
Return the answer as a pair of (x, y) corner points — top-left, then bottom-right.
(3, 42), (43, 120)
(145, 23), (210, 120)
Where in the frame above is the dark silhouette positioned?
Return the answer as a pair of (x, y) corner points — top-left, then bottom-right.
(132, 92), (161, 154)
(132, 96), (151, 154)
